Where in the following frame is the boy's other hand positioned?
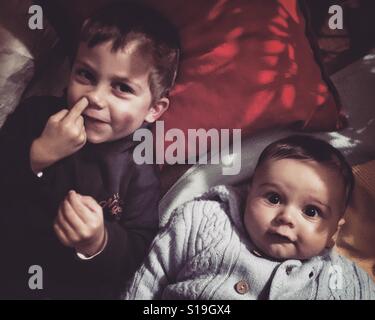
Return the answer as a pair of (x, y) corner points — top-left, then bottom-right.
(30, 97), (89, 173)
(53, 190), (107, 257)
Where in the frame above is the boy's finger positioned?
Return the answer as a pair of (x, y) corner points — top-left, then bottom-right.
(50, 109), (69, 122)
(61, 196), (86, 230)
(53, 222), (72, 247)
(75, 115), (84, 127)
(67, 190), (92, 223)
(65, 97), (89, 122)
(79, 195), (102, 213)
(56, 207), (80, 243)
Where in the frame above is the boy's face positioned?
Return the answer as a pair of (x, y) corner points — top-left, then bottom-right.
(244, 158), (346, 261)
(67, 40), (168, 144)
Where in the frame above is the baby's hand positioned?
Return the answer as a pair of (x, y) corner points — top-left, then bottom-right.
(30, 97), (89, 173)
(53, 190), (107, 257)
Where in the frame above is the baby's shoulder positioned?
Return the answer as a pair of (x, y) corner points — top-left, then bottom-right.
(167, 197), (233, 235)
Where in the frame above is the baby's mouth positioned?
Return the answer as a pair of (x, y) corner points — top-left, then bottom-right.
(267, 231), (294, 243)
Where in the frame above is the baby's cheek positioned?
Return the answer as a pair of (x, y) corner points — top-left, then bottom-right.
(245, 203), (266, 228)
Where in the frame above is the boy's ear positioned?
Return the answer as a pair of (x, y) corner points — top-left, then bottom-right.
(326, 217), (346, 249)
(144, 97), (170, 123)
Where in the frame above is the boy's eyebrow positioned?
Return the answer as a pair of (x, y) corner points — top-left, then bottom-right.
(75, 60), (96, 73)
(75, 60), (143, 92)
(111, 75), (142, 91)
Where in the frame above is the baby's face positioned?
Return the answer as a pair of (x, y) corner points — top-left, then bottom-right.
(67, 40), (156, 143)
(244, 158), (346, 261)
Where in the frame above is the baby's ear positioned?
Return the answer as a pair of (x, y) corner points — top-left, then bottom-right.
(144, 98), (170, 123)
(326, 217), (346, 249)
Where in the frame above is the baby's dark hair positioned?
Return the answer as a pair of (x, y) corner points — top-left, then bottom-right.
(75, 1), (180, 102)
(255, 135), (354, 208)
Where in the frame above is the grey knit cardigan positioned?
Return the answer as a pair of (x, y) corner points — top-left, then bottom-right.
(124, 185), (375, 300)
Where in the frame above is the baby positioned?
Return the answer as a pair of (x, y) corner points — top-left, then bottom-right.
(124, 135), (375, 299)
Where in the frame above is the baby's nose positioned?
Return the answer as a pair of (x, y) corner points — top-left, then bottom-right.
(276, 206), (296, 227)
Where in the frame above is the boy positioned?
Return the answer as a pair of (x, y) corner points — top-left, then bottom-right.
(0, 2), (180, 299)
(124, 135), (375, 299)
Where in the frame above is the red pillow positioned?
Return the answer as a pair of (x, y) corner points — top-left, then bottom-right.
(39, 0), (346, 161)
(144, 0), (346, 159)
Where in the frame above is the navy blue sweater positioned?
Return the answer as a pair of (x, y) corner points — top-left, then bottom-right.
(0, 96), (160, 299)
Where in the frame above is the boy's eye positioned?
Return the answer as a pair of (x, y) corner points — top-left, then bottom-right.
(76, 68), (94, 82)
(114, 83), (134, 94)
(265, 192), (281, 205)
(303, 205), (321, 218)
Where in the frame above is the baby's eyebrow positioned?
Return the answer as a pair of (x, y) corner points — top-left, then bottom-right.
(308, 198), (332, 213)
(258, 182), (280, 190)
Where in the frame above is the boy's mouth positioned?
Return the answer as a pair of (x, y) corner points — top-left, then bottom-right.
(83, 114), (109, 124)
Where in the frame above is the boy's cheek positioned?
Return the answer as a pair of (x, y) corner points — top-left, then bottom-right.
(66, 83), (76, 106)
(66, 78), (84, 105)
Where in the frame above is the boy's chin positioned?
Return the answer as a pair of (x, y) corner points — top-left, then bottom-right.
(86, 133), (108, 144)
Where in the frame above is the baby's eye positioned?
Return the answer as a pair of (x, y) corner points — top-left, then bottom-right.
(303, 205), (322, 218)
(265, 192), (281, 205)
(114, 83), (134, 94)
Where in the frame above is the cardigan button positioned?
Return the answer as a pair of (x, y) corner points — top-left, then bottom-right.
(235, 280), (249, 294)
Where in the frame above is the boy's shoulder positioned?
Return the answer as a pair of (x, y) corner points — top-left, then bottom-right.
(1, 95), (66, 136)
(9, 95), (66, 127)
(19, 95), (65, 115)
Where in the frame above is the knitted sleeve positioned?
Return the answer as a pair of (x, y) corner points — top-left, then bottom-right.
(317, 254), (375, 300)
(122, 202), (191, 299)
(123, 198), (234, 300)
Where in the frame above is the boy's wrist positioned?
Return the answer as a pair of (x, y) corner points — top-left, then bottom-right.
(77, 227), (108, 258)
(30, 137), (59, 174)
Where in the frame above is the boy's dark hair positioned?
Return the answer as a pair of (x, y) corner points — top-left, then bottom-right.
(255, 135), (354, 208)
(76, 1), (180, 102)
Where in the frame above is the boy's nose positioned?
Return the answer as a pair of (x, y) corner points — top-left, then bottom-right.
(86, 86), (107, 109)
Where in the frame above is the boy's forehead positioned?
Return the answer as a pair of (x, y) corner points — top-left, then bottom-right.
(75, 40), (153, 79)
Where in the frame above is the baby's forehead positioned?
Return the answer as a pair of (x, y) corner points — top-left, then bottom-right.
(251, 158), (347, 203)
(255, 157), (339, 177)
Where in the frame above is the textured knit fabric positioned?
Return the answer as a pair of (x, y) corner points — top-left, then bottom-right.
(124, 185), (375, 300)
